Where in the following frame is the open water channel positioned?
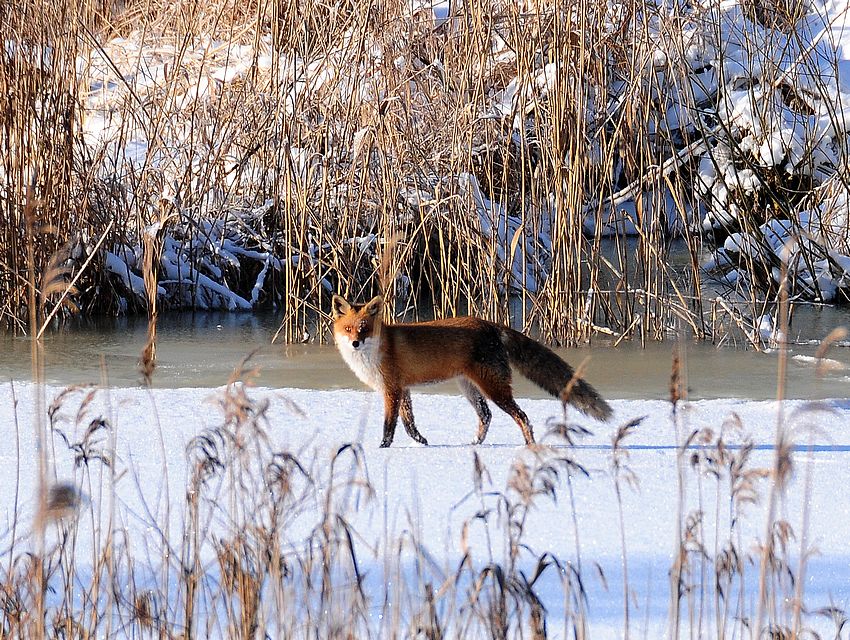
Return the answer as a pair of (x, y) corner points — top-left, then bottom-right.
(2, 306), (849, 400)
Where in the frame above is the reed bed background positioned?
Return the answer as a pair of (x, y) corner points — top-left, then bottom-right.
(3, 0), (850, 346)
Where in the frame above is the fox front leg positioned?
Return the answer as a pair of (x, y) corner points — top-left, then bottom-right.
(381, 388), (402, 448)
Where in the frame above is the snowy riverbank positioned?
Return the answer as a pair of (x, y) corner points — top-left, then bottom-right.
(2, 380), (848, 636)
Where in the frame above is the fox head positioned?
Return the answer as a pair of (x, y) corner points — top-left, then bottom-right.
(332, 295), (383, 350)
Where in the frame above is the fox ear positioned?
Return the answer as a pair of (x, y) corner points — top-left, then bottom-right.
(364, 296), (383, 317)
(332, 295), (351, 319)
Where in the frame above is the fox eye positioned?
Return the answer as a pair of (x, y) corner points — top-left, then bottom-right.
(345, 326), (352, 333)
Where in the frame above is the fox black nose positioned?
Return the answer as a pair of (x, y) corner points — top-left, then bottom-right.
(352, 340), (360, 348)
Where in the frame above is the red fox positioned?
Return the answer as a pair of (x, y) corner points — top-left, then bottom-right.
(332, 295), (612, 447)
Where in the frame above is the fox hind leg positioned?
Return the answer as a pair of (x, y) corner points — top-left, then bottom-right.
(493, 396), (534, 445)
(468, 371), (535, 445)
(399, 389), (428, 445)
(458, 378), (492, 444)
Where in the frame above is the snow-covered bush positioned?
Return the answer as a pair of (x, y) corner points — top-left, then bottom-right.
(687, 2), (850, 302)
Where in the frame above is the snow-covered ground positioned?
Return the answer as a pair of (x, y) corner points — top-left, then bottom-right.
(2, 378), (848, 637)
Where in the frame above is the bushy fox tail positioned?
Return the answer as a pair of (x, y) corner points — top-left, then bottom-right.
(500, 327), (613, 421)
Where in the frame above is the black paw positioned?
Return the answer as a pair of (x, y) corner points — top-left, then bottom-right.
(379, 439), (392, 448)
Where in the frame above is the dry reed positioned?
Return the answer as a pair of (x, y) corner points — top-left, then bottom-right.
(4, 0), (846, 346)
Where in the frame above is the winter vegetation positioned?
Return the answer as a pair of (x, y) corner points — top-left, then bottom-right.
(2, 0), (850, 345)
(4, 0), (850, 636)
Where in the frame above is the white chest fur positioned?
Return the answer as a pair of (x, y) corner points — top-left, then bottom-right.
(336, 336), (384, 390)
